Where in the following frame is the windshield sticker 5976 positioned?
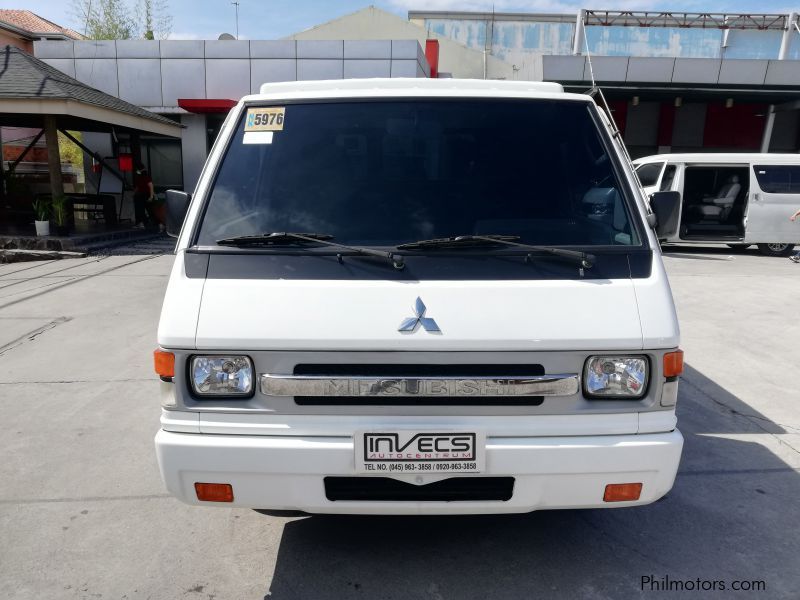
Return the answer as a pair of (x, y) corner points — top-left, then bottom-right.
(245, 107), (285, 131)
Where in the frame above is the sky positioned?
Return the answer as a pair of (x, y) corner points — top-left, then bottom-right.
(23, 0), (800, 41)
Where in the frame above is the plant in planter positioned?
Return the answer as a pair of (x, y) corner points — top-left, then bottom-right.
(149, 194), (167, 231)
(51, 195), (70, 237)
(32, 198), (51, 237)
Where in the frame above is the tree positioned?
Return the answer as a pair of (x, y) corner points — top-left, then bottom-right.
(71, 0), (172, 40)
(58, 131), (84, 168)
(135, 0), (172, 40)
(71, 0), (134, 40)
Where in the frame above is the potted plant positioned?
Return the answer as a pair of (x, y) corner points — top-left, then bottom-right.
(149, 194), (167, 232)
(52, 195), (70, 237)
(32, 197), (51, 236)
(149, 193), (167, 232)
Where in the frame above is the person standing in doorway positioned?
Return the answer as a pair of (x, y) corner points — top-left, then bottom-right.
(134, 164), (155, 229)
(790, 208), (800, 262)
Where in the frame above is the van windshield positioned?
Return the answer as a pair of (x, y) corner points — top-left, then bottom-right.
(196, 100), (641, 248)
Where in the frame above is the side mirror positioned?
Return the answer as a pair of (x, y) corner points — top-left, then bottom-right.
(165, 189), (191, 238)
(649, 191), (681, 239)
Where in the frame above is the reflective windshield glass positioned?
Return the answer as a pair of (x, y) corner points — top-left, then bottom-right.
(197, 100), (641, 247)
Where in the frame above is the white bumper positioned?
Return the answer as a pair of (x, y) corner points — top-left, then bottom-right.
(155, 428), (683, 515)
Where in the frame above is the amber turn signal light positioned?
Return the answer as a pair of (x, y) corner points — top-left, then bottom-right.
(154, 349), (175, 378)
(195, 482), (234, 502)
(604, 482), (642, 502)
(663, 350), (684, 378)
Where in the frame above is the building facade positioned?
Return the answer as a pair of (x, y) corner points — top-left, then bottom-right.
(411, 10), (800, 157)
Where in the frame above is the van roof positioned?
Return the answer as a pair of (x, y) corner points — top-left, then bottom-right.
(633, 153), (800, 164)
(242, 78), (590, 104)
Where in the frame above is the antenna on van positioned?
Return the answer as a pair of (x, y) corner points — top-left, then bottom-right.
(580, 16), (634, 164)
(582, 22), (616, 134)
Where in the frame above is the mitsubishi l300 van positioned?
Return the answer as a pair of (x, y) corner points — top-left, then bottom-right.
(154, 78), (684, 514)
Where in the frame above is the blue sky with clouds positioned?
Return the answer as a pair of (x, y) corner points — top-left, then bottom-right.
(24, 1), (800, 40)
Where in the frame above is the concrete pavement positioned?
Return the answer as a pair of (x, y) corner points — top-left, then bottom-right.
(0, 244), (798, 599)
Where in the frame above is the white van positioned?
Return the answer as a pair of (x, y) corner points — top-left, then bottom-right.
(154, 79), (684, 514)
(633, 153), (800, 256)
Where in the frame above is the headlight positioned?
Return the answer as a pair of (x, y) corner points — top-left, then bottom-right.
(190, 355), (254, 397)
(584, 356), (648, 399)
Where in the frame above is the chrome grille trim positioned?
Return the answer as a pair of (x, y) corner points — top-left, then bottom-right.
(260, 374), (579, 397)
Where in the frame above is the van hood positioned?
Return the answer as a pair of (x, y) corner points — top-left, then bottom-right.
(194, 278), (643, 351)
(158, 252), (679, 352)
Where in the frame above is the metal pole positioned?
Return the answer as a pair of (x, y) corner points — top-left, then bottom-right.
(778, 12), (796, 59)
(6, 130), (44, 173)
(232, 1), (240, 40)
(761, 109), (776, 153)
(761, 12), (796, 152)
(59, 129), (126, 184)
(573, 10), (586, 55)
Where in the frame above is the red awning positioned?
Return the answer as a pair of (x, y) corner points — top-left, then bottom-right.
(178, 99), (237, 113)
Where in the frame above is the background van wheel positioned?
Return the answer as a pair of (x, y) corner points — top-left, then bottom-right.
(757, 243), (795, 257)
(726, 244), (750, 252)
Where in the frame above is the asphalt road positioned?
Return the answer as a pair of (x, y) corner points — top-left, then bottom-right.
(0, 243), (798, 600)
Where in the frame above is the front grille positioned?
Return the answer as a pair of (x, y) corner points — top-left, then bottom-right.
(292, 364), (545, 406)
(293, 364), (546, 376)
(324, 476), (515, 502)
(296, 396), (544, 406)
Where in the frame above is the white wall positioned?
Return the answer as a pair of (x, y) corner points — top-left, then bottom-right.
(34, 36), (432, 112)
(180, 114), (208, 194)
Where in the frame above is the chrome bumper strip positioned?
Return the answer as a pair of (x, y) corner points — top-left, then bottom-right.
(260, 374), (579, 398)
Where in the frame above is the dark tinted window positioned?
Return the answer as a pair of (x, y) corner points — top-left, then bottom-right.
(659, 165), (677, 191)
(635, 162), (663, 187)
(753, 165), (800, 193)
(197, 100), (640, 247)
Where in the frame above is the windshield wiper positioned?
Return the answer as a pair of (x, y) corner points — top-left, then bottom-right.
(216, 232), (405, 270)
(397, 235), (595, 271)
(396, 235), (519, 250)
(217, 232), (333, 245)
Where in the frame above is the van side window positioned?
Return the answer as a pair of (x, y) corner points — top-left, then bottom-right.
(635, 162), (664, 187)
(753, 165), (800, 194)
(659, 165), (676, 191)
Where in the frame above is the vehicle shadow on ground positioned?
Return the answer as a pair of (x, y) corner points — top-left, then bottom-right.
(262, 364), (799, 600)
(661, 245), (785, 261)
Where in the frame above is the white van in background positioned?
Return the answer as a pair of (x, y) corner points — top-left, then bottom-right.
(633, 153), (800, 256)
(153, 78), (684, 515)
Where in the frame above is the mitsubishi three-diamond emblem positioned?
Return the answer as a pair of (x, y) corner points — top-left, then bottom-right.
(398, 297), (441, 333)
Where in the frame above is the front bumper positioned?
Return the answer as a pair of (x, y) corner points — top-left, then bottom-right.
(155, 428), (683, 514)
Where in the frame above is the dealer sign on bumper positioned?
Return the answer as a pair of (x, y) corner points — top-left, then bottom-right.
(355, 431), (486, 474)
